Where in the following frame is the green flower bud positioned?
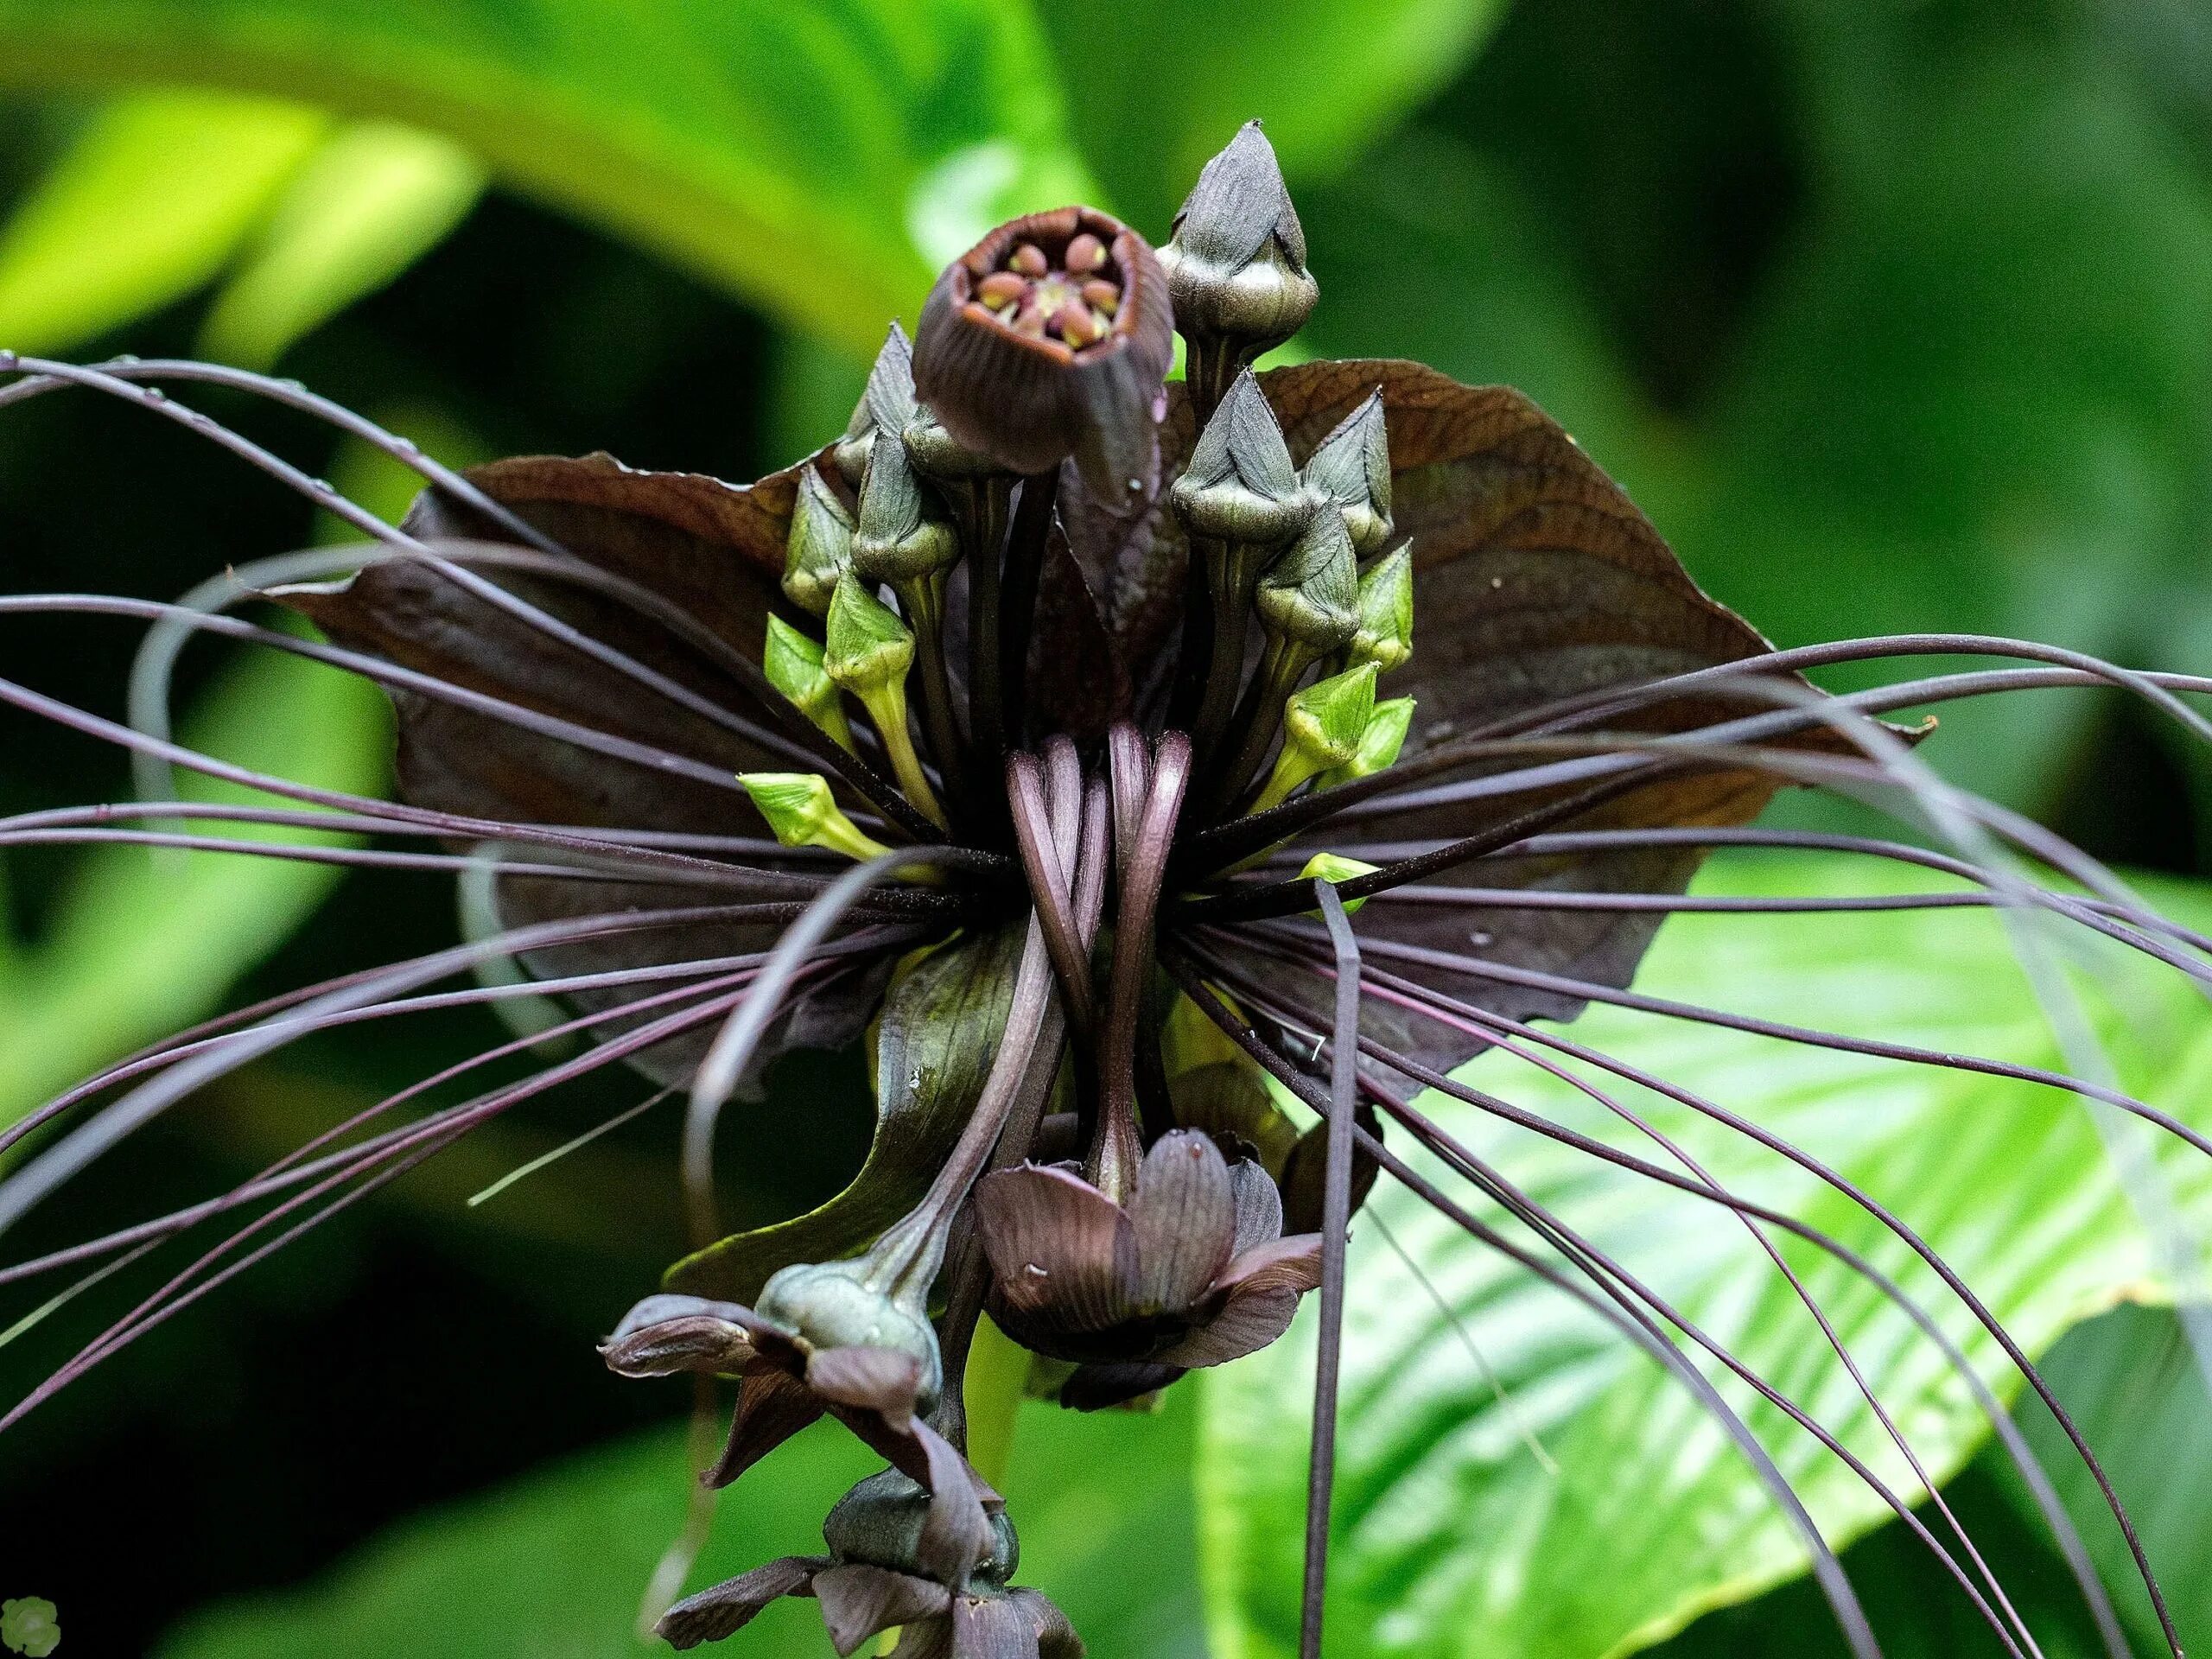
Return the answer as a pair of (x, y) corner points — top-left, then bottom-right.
(736, 772), (888, 861)
(1256, 508), (1357, 654)
(1321, 695), (1416, 788)
(1305, 390), (1394, 556)
(762, 614), (855, 752)
(782, 464), (855, 618)
(850, 435), (961, 587)
(1168, 369), (1319, 544)
(1252, 661), (1377, 811)
(1348, 547), (1414, 672)
(755, 1258), (944, 1407)
(823, 574), (915, 698)
(835, 323), (918, 489)
(1300, 851), (1379, 916)
(902, 400), (1007, 482)
(824, 1470), (1020, 1586)
(1158, 121), (1319, 353)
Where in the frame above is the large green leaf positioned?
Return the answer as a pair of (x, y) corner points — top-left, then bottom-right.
(1038, 0), (1512, 233)
(1198, 851), (2212, 1658)
(199, 119), (486, 368)
(158, 1380), (1206, 1657)
(0, 0), (1094, 354)
(0, 645), (389, 1129)
(0, 92), (325, 353)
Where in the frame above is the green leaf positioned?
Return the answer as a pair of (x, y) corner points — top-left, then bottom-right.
(0, 645), (389, 1131)
(158, 1377), (1206, 1658)
(1198, 851), (2212, 1659)
(665, 925), (1025, 1302)
(199, 120), (486, 368)
(0, 0), (1096, 353)
(0, 92), (326, 353)
(1039, 0), (1513, 233)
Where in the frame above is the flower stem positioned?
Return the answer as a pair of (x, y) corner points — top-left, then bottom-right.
(1188, 543), (1263, 767)
(855, 680), (949, 830)
(893, 572), (969, 817)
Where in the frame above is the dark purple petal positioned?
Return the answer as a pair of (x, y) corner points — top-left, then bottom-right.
(806, 1345), (926, 1425)
(951, 1593), (1044, 1659)
(703, 1369), (825, 1490)
(1154, 1286), (1300, 1369)
(654, 1554), (826, 1650)
(1058, 1360), (1185, 1412)
(1125, 1130), (1236, 1313)
(813, 1564), (950, 1656)
(1225, 1156), (1284, 1256)
(912, 1421), (995, 1586)
(1007, 1587), (1086, 1659)
(974, 1165), (1139, 1332)
(599, 1293), (759, 1376)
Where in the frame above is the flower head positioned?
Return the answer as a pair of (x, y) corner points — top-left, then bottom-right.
(1160, 120), (1318, 356)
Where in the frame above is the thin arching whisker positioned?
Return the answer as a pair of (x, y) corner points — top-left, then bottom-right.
(1160, 951), (1885, 1659)
(1195, 937), (2180, 1656)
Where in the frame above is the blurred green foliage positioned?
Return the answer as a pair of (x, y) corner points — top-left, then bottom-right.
(2, 0), (2210, 1655)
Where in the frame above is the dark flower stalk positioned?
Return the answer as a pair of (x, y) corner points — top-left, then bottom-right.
(2, 112), (2210, 1659)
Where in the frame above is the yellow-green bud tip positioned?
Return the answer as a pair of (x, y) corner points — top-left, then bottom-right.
(1349, 548), (1414, 671)
(1323, 695), (1415, 786)
(736, 772), (887, 861)
(1301, 852), (1379, 915)
(763, 614), (855, 751)
(823, 574), (915, 695)
(1285, 661), (1378, 770)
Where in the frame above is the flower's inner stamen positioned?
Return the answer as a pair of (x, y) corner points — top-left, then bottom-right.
(1158, 953), (1885, 1659)
(1007, 751), (1094, 1035)
(972, 232), (1122, 350)
(1090, 730), (1191, 1200)
(1200, 936), (2183, 1656)
(1192, 950), (2048, 1659)
(1300, 881), (1363, 1659)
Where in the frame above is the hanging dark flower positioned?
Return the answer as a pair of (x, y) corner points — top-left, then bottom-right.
(3, 111), (2208, 1659)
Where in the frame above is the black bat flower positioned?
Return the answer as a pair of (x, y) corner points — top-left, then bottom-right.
(3, 116), (2209, 1659)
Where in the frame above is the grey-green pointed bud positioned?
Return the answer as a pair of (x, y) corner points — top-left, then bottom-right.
(1168, 369), (1319, 544)
(783, 465), (855, 617)
(1348, 547), (1414, 671)
(835, 323), (918, 488)
(1321, 695), (1415, 787)
(1159, 120), (1319, 353)
(824, 1471), (1020, 1587)
(823, 574), (915, 697)
(754, 1258), (944, 1407)
(1305, 390), (1393, 556)
(851, 435), (960, 586)
(1256, 508), (1357, 652)
(901, 399), (1007, 482)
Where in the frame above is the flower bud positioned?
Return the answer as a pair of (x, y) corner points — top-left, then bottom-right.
(835, 324), (917, 489)
(737, 772), (888, 861)
(913, 206), (1173, 510)
(824, 1470), (1020, 1587)
(782, 465), (855, 618)
(1255, 508), (1357, 654)
(850, 435), (960, 587)
(1304, 389), (1393, 556)
(1158, 121), (1319, 354)
(754, 1259), (944, 1407)
(901, 400), (1007, 482)
(823, 574), (915, 699)
(1300, 852), (1379, 915)
(1321, 695), (1416, 789)
(763, 614), (855, 752)
(1252, 662), (1377, 810)
(1347, 547), (1414, 671)
(1168, 369), (1319, 545)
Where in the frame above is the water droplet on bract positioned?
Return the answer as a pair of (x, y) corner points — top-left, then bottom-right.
(1469, 930), (1493, 949)
(1128, 477), (1141, 492)
(0, 349), (17, 371)
(395, 437), (420, 454)
(143, 387), (167, 403)
(113, 353), (141, 365)
(280, 378), (307, 391)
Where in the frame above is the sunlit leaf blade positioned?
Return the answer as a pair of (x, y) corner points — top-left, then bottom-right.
(0, 0), (1096, 353)
(156, 1389), (1205, 1657)
(1039, 0), (1511, 230)
(198, 121), (486, 368)
(0, 646), (389, 1131)
(1198, 851), (2212, 1659)
(0, 92), (325, 353)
